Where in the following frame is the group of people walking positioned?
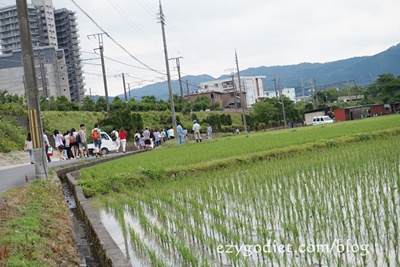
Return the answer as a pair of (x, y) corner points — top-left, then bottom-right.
(25, 123), (92, 163)
(51, 123), (90, 161)
(24, 120), (214, 164)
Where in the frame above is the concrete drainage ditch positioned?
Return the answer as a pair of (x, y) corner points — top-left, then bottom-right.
(62, 182), (101, 266)
(56, 154), (138, 267)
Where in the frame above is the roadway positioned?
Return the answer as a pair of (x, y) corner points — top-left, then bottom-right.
(0, 152), (134, 195)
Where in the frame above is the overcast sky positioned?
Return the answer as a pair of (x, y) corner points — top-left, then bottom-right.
(1, 0), (399, 97)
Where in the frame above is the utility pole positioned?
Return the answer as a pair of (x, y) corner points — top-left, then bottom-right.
(225, 68), (238, 112)
(310, 77), (317, 109)
(232, 74), (238, 112)
(127, 83), (131, 100)
(159, 0), (177, 136)
(169, 56), (184, 109)
(17, 0), (48, 178)
(121, 73), (128, 108)
(39, 55), (49, 111)
(278, 74), (287, 128)
(273, 78), (278, 98)
(88, 33), (109, 111)
(235, 50), (247, 130)
(186, 80), (189, 95)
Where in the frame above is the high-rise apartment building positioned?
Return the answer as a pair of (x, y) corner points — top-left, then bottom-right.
(0, 4), (42, 54)
(55, 8), (84, 102)
(0, 0), (84, 102)
(0, 46), (71, 99)
(32, 0), (58, 47)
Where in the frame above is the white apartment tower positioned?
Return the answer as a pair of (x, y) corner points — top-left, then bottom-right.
(0, 4), (41, 54)
(0, 0), (83, 102)
(54, 8), (84, 102)
(32, 0), (58, 47)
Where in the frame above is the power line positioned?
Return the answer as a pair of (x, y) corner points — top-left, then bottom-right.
(70, 0), (166, 76)
(108, 0), (161, 50)
(162, 10), (232, 65)
(136, 0), (157, 17)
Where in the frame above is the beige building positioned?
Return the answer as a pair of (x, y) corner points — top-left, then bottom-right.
(0, 46), (70, 99)
(198, 76), (266, 108)
(185, 90), (247, 110)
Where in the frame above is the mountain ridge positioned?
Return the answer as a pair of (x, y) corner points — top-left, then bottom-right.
(124, 43), (400, 100)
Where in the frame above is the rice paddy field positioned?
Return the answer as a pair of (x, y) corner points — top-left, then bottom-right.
(80, 115), (400, 266)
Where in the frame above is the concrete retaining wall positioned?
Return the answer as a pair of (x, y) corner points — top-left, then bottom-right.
(56, 152), (144, 267)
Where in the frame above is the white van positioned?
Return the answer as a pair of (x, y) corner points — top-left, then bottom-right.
(87, 132), (117, 155)
(312, 116), (334, 125)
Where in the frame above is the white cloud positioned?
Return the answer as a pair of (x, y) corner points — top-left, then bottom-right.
(0, 0), (399, 96)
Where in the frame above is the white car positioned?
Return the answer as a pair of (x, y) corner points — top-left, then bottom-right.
(312, 116), (334, 125)
(87, 132), (117, 155)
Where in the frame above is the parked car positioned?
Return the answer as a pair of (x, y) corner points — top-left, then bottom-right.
(312, 116), (334, 125)
(87, 132), (116, 155)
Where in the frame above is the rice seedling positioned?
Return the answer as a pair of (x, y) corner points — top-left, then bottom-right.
(82, 116), (400, 266)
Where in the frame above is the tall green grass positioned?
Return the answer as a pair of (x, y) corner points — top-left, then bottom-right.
(79, 114), (400, 196)
(0, 119), (26, 152)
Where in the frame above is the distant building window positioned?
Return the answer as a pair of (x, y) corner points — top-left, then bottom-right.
(204, 85), (208, 89)
(214, 84), (218, 88)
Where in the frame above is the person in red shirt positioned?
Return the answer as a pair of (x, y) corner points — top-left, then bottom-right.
(119, 127), (127, 153)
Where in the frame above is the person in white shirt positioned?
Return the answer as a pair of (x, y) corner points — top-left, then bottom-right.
(207, 125), (212, 140)
(134, 131), (141, 149)
(168, 127), (175, 139)
(143, 127), (152, 150)
(111, 127), (120, 153)
(53, 129), (65, 161)
(192, 120), (202, 143)
(160, 129), (167, 143)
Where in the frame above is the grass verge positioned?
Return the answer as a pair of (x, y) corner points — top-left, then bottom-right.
(0, 179), (79, 266)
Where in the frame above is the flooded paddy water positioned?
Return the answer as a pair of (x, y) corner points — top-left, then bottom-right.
(90, 137), (400, 266)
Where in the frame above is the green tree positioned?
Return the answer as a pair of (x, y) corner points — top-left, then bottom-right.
(220, 114), (232, 125)
(213, 102), (222, 111)
(128, 98), (140, 111)
(364, 74), (400, 103)
(156, 99), (169, 111)
(0, 90), (27, 115)
(202, 114), (221, 131)
(252, 100), (278, 124)
(294, 100), (306, 118)
(182, 101), (192, 115)
(110, 96), (125, 110)
(95, 96), (107, 112)
(131, 113), (144, 131)
(99, 109), (143, 137)
(81, 96), (95, 111)
(172, 94), (182, 112)
(55, 96), (73, 111)
(192, 96), (210, 111)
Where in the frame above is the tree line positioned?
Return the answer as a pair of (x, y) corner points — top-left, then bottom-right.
(1, 73), (399, 129)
